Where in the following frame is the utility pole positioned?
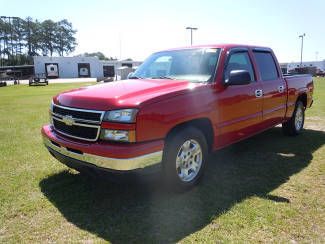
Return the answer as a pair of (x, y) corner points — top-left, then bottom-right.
(299, 33), (305, 66)
(186, 27), (198, 46)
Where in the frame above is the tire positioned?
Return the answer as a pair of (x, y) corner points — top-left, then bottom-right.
(282, 101), (305, 136)
(162, 127), (208, 191)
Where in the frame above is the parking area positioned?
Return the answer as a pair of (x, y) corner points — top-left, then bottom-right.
(5, 78), (97, 86)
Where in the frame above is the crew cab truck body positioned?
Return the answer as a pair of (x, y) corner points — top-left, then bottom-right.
(42, 44), (313, 190)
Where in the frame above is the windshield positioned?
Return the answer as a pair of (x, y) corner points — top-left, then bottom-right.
(133, 48), (220, 83)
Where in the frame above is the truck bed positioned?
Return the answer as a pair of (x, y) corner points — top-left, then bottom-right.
(284, 74), (313, 118)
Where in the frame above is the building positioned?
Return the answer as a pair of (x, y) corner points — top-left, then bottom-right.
(0, 65), (34, 79)
(280, 63), (289, 74)
(33, 56), (142, 79)
(284, 60), (325, 74)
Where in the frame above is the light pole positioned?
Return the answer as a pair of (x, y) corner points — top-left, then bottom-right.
(186, 27), (198, 46)
(299, 33), (305, 66)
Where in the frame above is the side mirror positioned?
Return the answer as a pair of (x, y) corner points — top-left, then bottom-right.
(225, 70), (251, 86)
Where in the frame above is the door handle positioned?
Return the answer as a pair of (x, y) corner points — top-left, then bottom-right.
(255, 89), (263, 98)
(278, 85), (284, 93)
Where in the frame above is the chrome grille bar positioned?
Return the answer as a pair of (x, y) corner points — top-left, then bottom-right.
(51, 103), (105, 141)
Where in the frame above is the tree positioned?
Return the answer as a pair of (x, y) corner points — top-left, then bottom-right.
(0, 16), (78, 65)
(40, 19), (58, 56)
(77, 52), (116, 61)
(0, 18), (11, 65)
(55, 19), (77, 56)
(24, 17), (43, 56)
(0, 17), (26, 65)
(11, 17), (26, 64)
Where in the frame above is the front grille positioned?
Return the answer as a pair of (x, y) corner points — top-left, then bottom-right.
(53, 119), (99, 140)
(53, 105), (102, 122)
(51, 104), (104, 141)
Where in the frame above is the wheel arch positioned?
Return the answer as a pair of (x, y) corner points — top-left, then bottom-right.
(165, 118), (214, 152)
(297, 92), (307, 108)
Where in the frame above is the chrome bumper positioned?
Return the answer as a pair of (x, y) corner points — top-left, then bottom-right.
(43, 136), (163, 171)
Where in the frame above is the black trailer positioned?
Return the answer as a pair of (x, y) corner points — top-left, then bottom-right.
(29, 73), (48, 86)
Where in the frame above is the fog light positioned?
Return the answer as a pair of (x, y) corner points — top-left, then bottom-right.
(100, 129), (135, 142)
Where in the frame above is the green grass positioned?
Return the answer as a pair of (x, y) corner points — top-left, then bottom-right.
(0, 79), (324, 243)
(307, 77), (325, 117)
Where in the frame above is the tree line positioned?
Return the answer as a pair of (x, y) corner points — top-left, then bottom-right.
(76, 52), (118, 61)
(0, 17), (77, 66)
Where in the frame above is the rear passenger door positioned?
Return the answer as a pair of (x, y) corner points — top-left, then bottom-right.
(252, 50), (286, 127)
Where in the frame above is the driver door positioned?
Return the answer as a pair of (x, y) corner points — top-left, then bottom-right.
(217, 49), (263, 147)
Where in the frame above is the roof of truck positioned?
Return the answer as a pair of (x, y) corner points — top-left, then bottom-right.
(160, 43), (272, 52)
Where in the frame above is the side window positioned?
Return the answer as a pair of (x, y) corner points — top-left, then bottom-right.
(225, 51), (255, 82)
(253, 51), (279, 81)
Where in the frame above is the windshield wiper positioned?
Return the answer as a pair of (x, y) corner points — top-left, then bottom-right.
(128, 75), (143, 79)
(150, 76), (175, 80)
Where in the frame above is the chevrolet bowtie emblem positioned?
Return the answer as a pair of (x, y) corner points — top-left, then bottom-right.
(62, 115), (74, 126)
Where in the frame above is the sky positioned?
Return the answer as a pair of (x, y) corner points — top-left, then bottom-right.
(2, 0), (325, 62)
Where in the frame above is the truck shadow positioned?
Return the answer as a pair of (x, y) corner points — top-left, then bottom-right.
(39, 128), (325, 243)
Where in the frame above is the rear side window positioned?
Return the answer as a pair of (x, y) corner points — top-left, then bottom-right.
(224, 51), (255, 82)
(253, 51), (279, 81)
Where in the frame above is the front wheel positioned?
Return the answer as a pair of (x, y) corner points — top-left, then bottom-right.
(282, 101), (305, 136)
(162, 127), (208, 191)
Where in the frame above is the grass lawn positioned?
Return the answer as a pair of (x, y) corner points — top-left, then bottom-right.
(0, 78), (324, 243)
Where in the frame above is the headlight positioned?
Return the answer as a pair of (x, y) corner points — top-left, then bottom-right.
(100, 129), (136, 142)
(103, 109), (138, 123)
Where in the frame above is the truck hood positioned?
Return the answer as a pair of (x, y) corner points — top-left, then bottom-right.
(54, 79), (202, 110)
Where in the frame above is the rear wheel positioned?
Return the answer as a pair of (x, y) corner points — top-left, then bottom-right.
(163, 127), (208, 191)
(282, 101), (305, 136)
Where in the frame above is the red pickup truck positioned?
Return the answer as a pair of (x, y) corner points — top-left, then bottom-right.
(42, 44), (314, 190)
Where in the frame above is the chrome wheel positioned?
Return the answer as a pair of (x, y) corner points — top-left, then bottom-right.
(176, 139), (203, 182)
(294, 105), (304, 131)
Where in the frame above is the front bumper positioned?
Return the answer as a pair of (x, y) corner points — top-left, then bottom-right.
(42, 125), (164, 171)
